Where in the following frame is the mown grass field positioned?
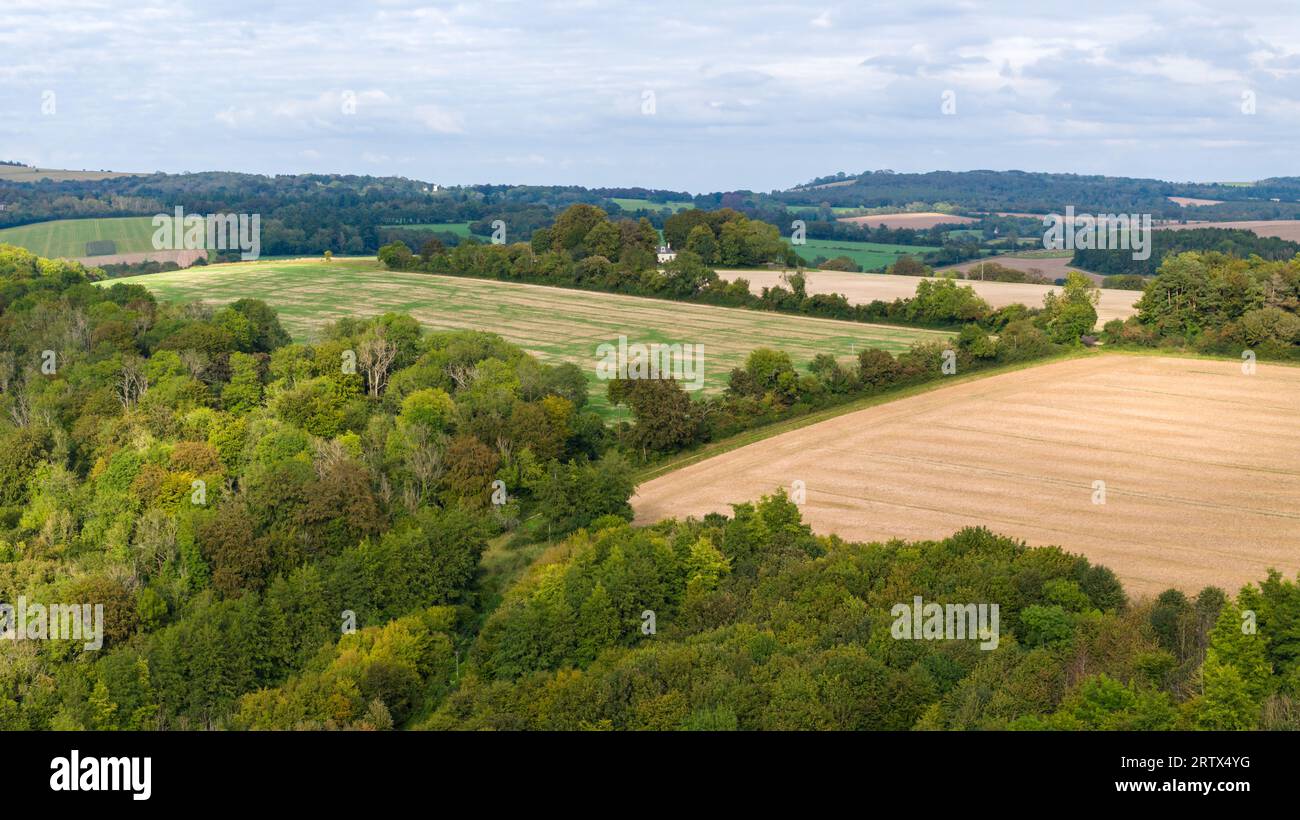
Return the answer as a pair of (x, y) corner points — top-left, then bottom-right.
(0, 216), (158, 258)
(789, 237), (940, 271)
(380, 222), (475, 237)
(114, 258), (950, 416)
(609, 198), (694, 213)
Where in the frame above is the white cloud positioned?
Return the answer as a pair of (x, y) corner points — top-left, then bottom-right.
(3, 0), (1300, 189)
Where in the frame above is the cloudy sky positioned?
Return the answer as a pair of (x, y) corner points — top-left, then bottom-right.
(3, 0), (1299, 192)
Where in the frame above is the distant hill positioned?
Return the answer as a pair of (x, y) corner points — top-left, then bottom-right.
(778, 170), (1300, 222)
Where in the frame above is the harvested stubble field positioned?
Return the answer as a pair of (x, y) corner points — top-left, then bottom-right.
(633, 354), (1300, 598)
(1160, 219), (1300, 243)
(836, 212), (979, 229)
(720, 268), (1140, 326)
(118, 258), (949, 415)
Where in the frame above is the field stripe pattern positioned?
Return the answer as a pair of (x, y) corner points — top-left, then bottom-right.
(116, 258), (949, 413)
(633, 354), (1300, 597)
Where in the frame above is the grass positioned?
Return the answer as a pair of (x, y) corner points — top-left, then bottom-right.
(109, 257), (950, 417)
(791, 238), (941, 271)
(0, 216), (159, 258)
(380, 222), (475, 237)
(609, 198), (694, 213)
(1006, 248), (1074, 259)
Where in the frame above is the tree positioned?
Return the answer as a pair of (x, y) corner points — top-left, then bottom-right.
(607, 378), (701, 457)
(441, 434), (500, 507)
(550, 204), (608, 254)
(1204, 601), (1272, 701)
(888, 255), (930, 277)
(684, 224), (718, 264)
(223, 353), (263, 415)
(116, 356), (150, 409)
(378, 241), (414, 270)
(1042, 272), (1100, 343)
(357, 325), (399, 398)
(576, 582), (621, 663)
(857, 347), (902, 389)
(400, 388), (456, 432)
(1194, 656), (1259, 729)
(197, 503), (269, 596)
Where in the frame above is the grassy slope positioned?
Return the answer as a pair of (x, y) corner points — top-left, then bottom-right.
(380, 222), (475, 237)
(609, 198), (694, 213)
(789, 237), (940, 270)
(110, 257), (950, 416)
(0, 216), (158, 258)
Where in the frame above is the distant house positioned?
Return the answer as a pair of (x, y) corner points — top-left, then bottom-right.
(657, 243), (676, 264)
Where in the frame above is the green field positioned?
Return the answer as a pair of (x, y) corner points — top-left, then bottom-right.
(790, 238), (941, 271)
(609, 198), (695, 213)
(0, 216), (159, 258)
(380, 222), (475, 237)
(112, 258), (949, 416)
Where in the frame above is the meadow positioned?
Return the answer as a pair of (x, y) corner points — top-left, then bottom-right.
(0, 216), (159, 258)
(788, 237), (941, 270)
(115, 258), (949, 415)
(380, 221), (475, 237)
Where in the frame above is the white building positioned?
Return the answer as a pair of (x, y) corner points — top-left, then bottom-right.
(656, 243), (676, 264)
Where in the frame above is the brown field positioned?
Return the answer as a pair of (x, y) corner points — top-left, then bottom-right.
(633, 354), (1300, 598)
(78, 249), (206, 268)
(1160, 219), (1300, 243)
(719, 268), (1140, 326)
(837, 212), (979, 229)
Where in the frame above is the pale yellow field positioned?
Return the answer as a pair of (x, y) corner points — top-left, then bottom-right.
(0, 166), (139, 183)
(720, 268), (1140, 326)
(1160, 220), (1300, 243)
(634, 354), (1300, 598)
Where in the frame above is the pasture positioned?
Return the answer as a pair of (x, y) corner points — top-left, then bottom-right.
(633, 354), (1300, 598)
(116, 258), (949, 415)
(380, 222), (475, 237)
(609, 198), (695, 213)
(789, 238), (940, 271)
(0, 216), (159, 259)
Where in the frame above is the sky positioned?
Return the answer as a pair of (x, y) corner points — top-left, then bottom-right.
(3, 0), (1300, 193)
